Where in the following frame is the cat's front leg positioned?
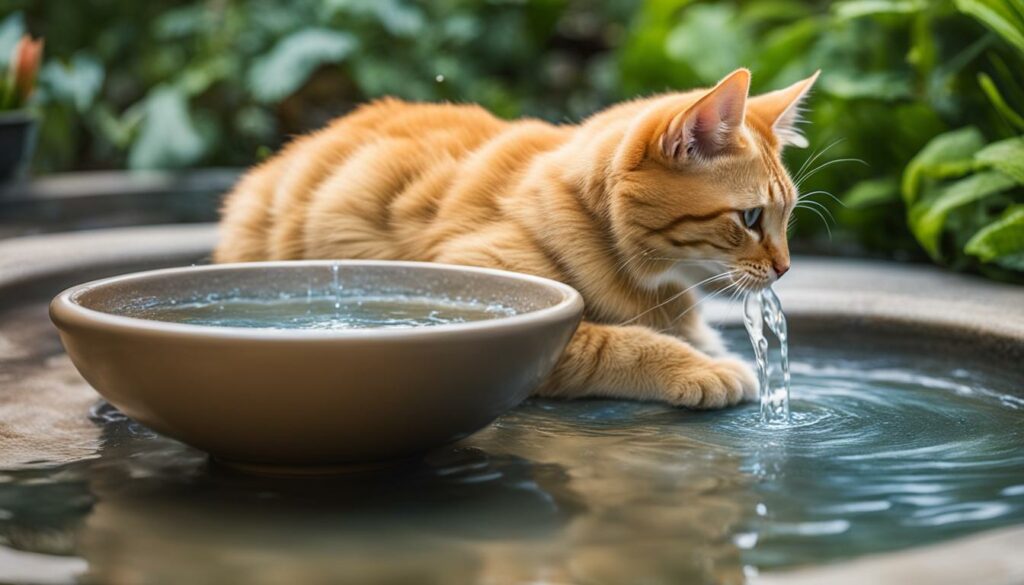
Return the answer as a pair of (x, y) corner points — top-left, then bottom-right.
(535, 321), (757, 408)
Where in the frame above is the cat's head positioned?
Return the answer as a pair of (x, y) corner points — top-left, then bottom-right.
(610, 68), (819, 291)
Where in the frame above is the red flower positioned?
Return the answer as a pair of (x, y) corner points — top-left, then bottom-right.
(11, 34), (44, 103)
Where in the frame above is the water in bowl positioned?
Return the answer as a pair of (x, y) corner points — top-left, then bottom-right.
(125, 294), (518, 330)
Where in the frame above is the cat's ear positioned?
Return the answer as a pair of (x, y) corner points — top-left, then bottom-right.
(659, 68), (750, 162)
(748, 70), (820, 149)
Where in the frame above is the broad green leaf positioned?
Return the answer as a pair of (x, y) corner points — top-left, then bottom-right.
(179, 55), (235, 97)
(955, 0), (1024, 54)
(975, 136), (1024, 182)
(843, 177), (901, 208)
(992, 253), (1024, 271)
(820, 71), (913, 101)
(739, 0), (811, 23)
(755, 19), (820, 86)
(978, 72), (1024, 131)
(965, 205), (1024, 269)
(128, 85), (206, 170)
(323, 0), (425, 36)
(371, 0), (425, 36)
(0, 11), (24, 69)
(38, 54), (104, 113)
(665, 4), (748, 82)
(902, 127), (985, 205)
(154, 5), (211, 39)
(833, 0), (927, 21)
(248, 29), (357, 104)
(909, 170), (1018, 258)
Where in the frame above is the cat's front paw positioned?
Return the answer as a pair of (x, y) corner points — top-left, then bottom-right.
(719, 356), (759, 403)
(663, 356), (758, 409)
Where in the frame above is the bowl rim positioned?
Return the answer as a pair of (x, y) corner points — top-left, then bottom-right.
(50, 260), (584, 341)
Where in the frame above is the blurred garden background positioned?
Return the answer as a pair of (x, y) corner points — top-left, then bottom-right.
(2, 0), (1023, 280)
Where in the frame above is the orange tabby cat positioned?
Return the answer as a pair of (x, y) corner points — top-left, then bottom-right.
(215, 68), (818, 409)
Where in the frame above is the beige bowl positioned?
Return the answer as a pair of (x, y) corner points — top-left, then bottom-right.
(50, 260), (582, 473)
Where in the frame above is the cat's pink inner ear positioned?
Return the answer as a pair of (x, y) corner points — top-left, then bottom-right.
(661, 68), (751, 161)
(749, 70), (820, 149)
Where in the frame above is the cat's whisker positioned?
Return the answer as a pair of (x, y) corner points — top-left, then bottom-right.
(795, 205), (833, 240)
(645, 257), (726, 265)
(792, 138), (843, 185)
(613, 252), (643, 278)
(798, 189), (847, 208)
(716, 276), (749, 323)
(795, 157), (867, 189)
(623, 270), (737, 326)
(795, 199), (836, 224)
(613, 248), (654, 279)
(660, 279), (742, 332)
(711, 277), (748, 324)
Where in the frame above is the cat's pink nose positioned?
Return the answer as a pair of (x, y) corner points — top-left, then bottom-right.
(773, 260), (790, 278)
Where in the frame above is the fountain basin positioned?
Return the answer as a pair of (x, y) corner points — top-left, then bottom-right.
(1, 225), (1022, 584)
(48, 260), (583, 471)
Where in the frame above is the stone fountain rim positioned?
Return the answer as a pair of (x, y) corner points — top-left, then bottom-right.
(1, 223), (1022, 585)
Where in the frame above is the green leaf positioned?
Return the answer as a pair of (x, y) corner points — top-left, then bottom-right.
(833, 0), (928, 21)
(0, 11), (24, 69)
(179, 54), (235, 97)
(820, 71), (913, 101)
(909, 171), (1018, 258)
(844, 177), (901, 208)
(739, 0), (812, 22)
(975, 136), (1024, 182)
(127, 85), (206, 170)
(371, 0), (425, 36)
(978, 72), (1024, 131)
(323, 0), (425, 36)
(664, 4), (748, 82)
(902, 127), (986, 205)
(248, 29), (357, 104)
(38, 54), (105, 113)
(965, 205), (1024, 269)
(955, 0), (1024, 54)
(754, 19), (821, 85)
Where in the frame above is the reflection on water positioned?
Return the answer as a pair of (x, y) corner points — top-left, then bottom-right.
(1, 305), (1023, 584)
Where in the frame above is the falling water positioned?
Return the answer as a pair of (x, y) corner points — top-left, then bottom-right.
(743, 287), (791, 423)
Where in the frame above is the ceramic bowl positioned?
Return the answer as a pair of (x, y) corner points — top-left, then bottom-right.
(50, 260), (582, 473)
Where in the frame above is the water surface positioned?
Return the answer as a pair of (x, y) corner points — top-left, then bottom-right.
(2, 304), (1023, 584)
(122, 294), (518, 330)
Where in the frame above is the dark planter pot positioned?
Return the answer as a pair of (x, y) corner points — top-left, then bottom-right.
(0, 111), (37, 182)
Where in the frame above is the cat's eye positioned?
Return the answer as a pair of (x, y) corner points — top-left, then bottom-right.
(742, 207), (763, 230)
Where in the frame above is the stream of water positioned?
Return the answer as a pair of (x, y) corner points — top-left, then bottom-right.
(743, 288), (791, 424)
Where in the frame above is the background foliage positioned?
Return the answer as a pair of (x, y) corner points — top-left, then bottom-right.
(2, 0), (1023, 280)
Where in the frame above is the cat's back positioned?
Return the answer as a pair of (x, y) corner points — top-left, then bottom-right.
(327, 97), (509, 147)
(215, 99), (564, 262)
